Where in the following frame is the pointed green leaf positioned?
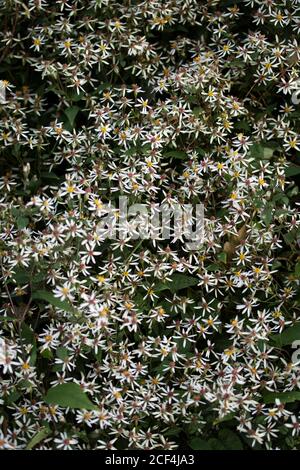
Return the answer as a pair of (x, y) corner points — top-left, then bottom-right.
(32, 290), (78, 315)
(163, 150), (187, 159)
(26, 426), (51, 450)
(64, 106), (80, 127)
(218, 429), (243, 450)
(262, 391), (300, 404)
(156, 273), (198, 293)
(271, 323), (300, 347)
(188, 438), (212, 450)
(285, 164), (300, 177)
(44, 383), (98, 410)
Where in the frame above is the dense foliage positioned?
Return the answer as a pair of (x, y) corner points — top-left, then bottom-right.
(1, 0), (300, 450)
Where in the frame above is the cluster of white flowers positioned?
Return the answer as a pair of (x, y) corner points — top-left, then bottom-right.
(0, 0), (300, 450)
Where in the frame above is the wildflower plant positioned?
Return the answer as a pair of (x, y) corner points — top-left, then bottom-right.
(0, 0), (300, 451)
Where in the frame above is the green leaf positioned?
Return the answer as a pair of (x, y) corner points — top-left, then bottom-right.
(188, 438), (212, 450)
(66, 91), (84, 102)
(21, 323), (35, 344)
(64, 106), (80, 127)
(207, 438), (226, 450)
(125, 146), (139, 156)
(262, 391), (300, 404)
(217, 252), (227, 263)
(234, 120), (250, 131)
(192, 107), (202, 117)
(13, 268), (30, 284)
(0, 315), (17, 322)
(250, 143), (274, 160)
(213, 412), (235, 425)
(285, 164), (300, 177)
(164, 427), (181, 437)
(32, 290), (78, 315)
(56, 347), (69, 360)
(20, 324), (37, 365)
(96, 82), (111, 92)
(218, 429), (243, 450)
(250, 143), (263, 159)
(26, 426), (51, 450)
(40, 172), (60, 180)
(44, 383), (98, 410)
(41, 349), (53, 359)
(156, 273), (198, 293)
(295, 262), (300, 278)
(12, 268), (45, 285)
(284, 229), (297, 245)
(271, 323), (300, 347)
(12, 143), (21, 158)
(6, 390), (21, 405)
(262, 203), (274, 227)
(163, 150), (187, 160)
(195, 147), (206, 157)
(17, 216), (29, 229)
(207, 263), (221, 272)
(263, 147), (274, 159)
